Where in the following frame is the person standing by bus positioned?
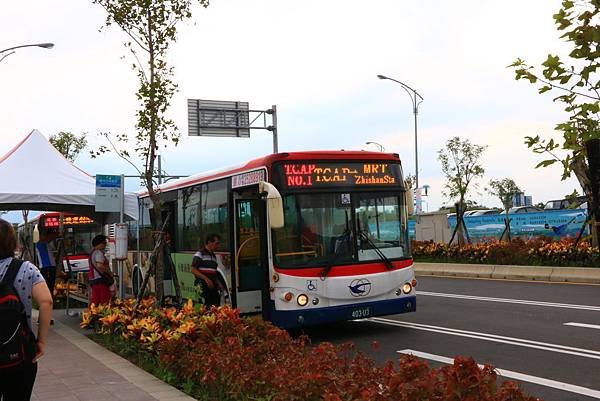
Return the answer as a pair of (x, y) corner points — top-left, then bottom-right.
(0, 218), (53, 401)
(35, 230), (57, 296)
(191, 234), (222, 307)
(35, 229), (57, 324)
(89, 235), (113, 305)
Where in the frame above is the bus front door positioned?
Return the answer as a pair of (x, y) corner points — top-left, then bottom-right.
(234, 196), (268, 316)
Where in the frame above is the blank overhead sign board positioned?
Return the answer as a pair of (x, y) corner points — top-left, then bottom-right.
(188, 99), (250, 137)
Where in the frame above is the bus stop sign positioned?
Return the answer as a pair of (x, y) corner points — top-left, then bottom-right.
(95, 174), (122, 212)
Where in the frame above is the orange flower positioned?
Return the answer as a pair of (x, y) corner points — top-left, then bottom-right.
(100, 313), (120, 326)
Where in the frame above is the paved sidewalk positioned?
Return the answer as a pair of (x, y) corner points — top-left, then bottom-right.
(30, 310), (195, 401)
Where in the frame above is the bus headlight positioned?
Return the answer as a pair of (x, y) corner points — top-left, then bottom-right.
(297, 293), (309, 306)
(402, 283), (413, 294)
(282, 292), (293, 302)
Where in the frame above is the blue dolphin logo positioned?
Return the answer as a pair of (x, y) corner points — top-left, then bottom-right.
(349, 279), (371, 297)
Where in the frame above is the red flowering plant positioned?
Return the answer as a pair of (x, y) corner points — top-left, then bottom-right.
(413, 237), (599, 267)
(82, 297), (543, 401)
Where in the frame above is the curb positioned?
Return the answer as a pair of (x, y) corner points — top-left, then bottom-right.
(414, 262), (600, 284)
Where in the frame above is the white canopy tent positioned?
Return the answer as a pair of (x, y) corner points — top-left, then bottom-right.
(0, 130), (138, 223)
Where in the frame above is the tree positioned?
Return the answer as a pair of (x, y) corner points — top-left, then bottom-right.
(93, 0), (209, 304)
(509, 0), (600, 247)
(487, 178), (522, 241)
(404, 173), (416, 190)
(564, 189), (585, 208)
(438, 137), (487, 245)
(49, 131), (87, 162)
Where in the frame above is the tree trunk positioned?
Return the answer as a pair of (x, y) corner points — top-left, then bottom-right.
(149, 193), (164, 305)
(577, 140), (600, 248)
(145, 7), (165, 304)
(501, 207), (511, 242)
(586, 140), (600, 248)
(587, 197), (599, 248)
(455, 200), (466, 247)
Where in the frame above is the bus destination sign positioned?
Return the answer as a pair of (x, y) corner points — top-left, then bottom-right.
(43, 215), (95, 228)
(278, 162), (401, 188)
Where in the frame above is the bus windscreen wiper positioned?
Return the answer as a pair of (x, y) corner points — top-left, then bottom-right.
(320, 228), (351, 278)
(359, 231), (394, 270)
(321, 210), (352, 278)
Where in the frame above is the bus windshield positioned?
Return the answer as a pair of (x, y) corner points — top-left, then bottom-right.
(272, 192), (410, 268)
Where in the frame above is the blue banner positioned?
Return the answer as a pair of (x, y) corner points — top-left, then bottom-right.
(447, 209), (588, 241)
(408, 209), (588, 242)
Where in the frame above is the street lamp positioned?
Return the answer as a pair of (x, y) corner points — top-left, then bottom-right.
(0, 42), (54, 63)
(365, 141), (385, 152)
(377, 74), (423, 189)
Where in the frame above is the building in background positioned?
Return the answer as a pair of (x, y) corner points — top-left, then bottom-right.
(513, 192), (533, 207)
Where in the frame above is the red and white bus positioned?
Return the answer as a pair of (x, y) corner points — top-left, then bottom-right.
(134, 150), (416, 328)
(19, 212), (102, 274)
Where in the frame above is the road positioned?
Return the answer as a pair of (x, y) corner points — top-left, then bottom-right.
(304, 276), (600, 401)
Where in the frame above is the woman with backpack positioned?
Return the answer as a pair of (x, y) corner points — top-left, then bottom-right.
(0, 218), (53, 401)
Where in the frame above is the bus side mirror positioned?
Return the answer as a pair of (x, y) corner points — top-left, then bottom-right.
(259, 181), (285, 229)
(405, 185), (414, 216)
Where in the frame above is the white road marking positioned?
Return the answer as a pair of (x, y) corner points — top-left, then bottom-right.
(398, 349), (600, 399)
(367, 317), (600, 360)
(417, 291), (600, 311)
(564, 322), (600, 330)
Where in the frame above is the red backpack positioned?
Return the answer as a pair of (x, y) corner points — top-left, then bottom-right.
(0, 259), (37, 369)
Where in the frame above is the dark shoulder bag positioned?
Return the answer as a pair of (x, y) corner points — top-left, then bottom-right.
(88, 253), (114, 287)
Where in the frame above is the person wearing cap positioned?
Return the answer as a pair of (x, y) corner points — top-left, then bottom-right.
(88, 234), (113, 305)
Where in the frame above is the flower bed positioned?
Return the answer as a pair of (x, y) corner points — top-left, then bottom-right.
(82, 298), (541, 401)
(412, 238), (600, 267)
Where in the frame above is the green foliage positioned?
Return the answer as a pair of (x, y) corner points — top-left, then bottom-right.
(510, 0), (600, 245)
(404, 173), (416, 189)
(49, 131), (87, 162)
(92, 0), (210, 303)
(438, 137), (487, 205)
(564, 189), (583, 208)
(92, 0), (208, 186)
(487, 178), (522, 212)
(438, 137), (487, 245)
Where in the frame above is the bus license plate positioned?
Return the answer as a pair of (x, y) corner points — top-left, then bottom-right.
(351, 307), (371, 319)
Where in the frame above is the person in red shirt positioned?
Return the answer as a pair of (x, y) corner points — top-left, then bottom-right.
(88, 235), (113, 305)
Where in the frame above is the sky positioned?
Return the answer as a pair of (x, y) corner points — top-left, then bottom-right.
(0, 0), (582, 221)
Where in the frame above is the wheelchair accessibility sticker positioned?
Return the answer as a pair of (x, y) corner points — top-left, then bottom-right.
(307, 280), (317, 292)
